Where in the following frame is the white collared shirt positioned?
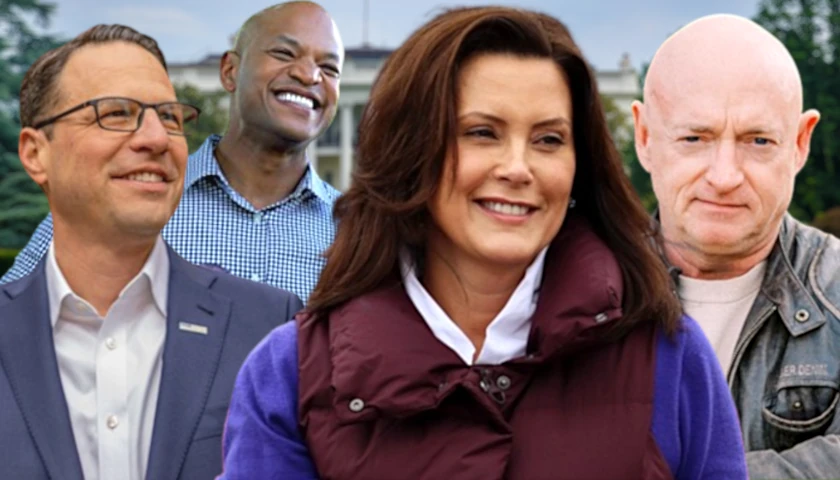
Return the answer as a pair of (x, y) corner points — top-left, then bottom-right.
(400, 248), (547, 365)
(46, 237), (169, 480)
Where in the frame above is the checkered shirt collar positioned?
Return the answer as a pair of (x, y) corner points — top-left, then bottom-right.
(185, 134), (333, 204)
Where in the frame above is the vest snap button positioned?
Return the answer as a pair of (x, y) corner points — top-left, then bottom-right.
(795, 309), (810, 323)
(594, 312), (609, 323)
(496, 375), (511, 390)
(349, 398), (365, 412)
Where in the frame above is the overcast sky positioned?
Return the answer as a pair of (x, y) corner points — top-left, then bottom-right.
(47, 0), (759, 70)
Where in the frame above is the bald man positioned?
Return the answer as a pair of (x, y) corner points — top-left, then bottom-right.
(633, 14), (840, 479)
(2, 1), (343, 302)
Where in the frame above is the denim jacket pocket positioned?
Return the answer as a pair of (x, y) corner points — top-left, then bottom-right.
(761, 384), (839, 451)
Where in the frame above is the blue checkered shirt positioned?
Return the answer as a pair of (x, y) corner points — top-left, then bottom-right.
(0, 134), (340, 302)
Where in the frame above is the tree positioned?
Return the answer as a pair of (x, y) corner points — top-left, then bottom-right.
(754, 0), (840, 221)
(601, 94), (632, 150)
(601, 61), (658, 211)
(600, 92), (659, 210)
(0, 0), (61, 248)
(174, 83), (229, 151)
(622, 128), (657, 212)
(812, 205), (840, 236)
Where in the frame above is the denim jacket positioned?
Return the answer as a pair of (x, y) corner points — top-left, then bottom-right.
(671, 214), (840, 479)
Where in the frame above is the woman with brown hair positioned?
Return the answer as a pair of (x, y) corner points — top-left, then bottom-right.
(220, 6), (747, 479)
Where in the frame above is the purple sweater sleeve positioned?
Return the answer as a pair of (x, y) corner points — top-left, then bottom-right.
(218, 321), (318, 479)
(220, 316), (748, 479)
(651, 315), (748, 479)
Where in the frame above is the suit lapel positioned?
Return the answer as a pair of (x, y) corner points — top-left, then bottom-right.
(0, 266), (84, 480)
(145, 250), (231, 480)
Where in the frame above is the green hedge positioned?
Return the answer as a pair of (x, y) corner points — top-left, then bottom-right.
(0, 249), (19, 278)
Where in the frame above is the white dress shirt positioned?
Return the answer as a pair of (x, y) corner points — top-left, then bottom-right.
(400, 248), (547, 365)
(46, 237), (169, 480)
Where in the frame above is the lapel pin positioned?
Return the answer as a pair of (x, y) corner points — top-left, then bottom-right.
(178, 322), (209, 335)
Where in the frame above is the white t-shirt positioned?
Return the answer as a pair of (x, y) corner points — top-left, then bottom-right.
(678, 261), (767, 375)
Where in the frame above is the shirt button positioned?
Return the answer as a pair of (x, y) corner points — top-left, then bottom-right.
(250, 273), (261, 282)
(496, 375), (512, 390)
(795, 309), (810, 323)
(105, 337), (117, 350)
(349, 398), (365, 412)
(106, 415), (119, 429)
(253, 212), (263, 224)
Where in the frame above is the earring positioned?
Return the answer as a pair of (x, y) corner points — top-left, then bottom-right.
(568, 198), (576, 209)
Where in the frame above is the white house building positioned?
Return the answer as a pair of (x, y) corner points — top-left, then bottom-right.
(168, 48), (640, 191)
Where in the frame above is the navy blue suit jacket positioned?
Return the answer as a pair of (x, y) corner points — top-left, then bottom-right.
(0, 246), (303, 480)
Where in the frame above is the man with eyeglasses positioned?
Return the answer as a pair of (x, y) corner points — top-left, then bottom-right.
(1, 1), (344, 302)
(0, 24), (301, 480)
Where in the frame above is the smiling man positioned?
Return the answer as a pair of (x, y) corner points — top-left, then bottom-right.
(0, 25), (301, 480)
(633, 14), (840, 479)
(2, 1), (343, 302)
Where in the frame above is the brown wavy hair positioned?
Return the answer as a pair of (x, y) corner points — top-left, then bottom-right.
(307, 6), (681, 335)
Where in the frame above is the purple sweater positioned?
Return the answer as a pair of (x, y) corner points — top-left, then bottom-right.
(219, 316), (747, 479)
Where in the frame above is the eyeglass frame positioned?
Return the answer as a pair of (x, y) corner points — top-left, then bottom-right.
(30, 96), (202, 136)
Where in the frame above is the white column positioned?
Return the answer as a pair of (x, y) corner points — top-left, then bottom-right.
(307, 138), (318, 172)
(339, 105), (354, 191)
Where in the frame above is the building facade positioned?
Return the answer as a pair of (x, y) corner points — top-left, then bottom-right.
(168, 48), (640, 191)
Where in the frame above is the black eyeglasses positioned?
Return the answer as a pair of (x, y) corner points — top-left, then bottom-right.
(32, 96), (201, 136)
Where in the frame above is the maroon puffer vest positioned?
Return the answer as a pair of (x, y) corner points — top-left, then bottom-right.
(298, 216), (672, 479)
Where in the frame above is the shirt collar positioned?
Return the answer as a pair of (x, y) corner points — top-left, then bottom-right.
(141, 236), (169, 315)
(185, 134), (336, 205)
(45, 243), (75, 328)
(45, 236), (170, 326)
(293, 163), (335, 204)
(398, 247), (547, 365)
(184, 134), (225, 190)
